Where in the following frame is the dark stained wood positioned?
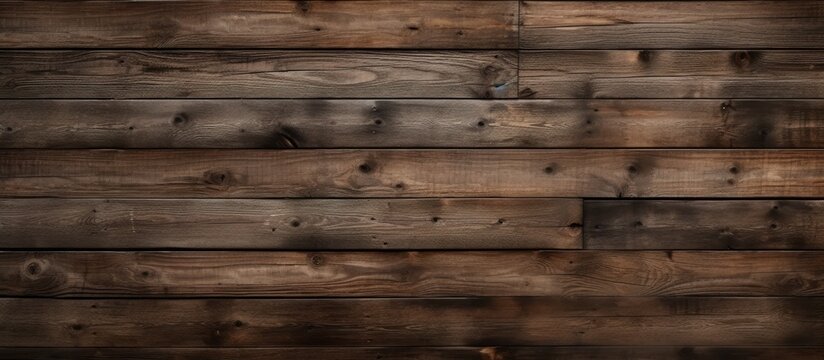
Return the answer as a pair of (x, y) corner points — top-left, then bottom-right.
(3, 347), (824, 360)
(0, 1), (517, 49)
(521, 1), (824, 49)
(0, 51), (517, 99)
(2, 149), (824, 198)
(585, 200), (824, 250)
(0, 198), (581, 249)
(520, 51), (824, 99)
(3, 99), (824, 148)
(2, 251), (823, 297)
(1, 297), (822, 346)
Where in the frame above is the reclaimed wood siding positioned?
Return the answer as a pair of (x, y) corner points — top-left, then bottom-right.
(1, 1), (823, 358)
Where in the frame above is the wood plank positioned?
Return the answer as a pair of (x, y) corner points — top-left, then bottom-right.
(0, 1), (517, 49)
(2, 251), (823, 297)
(520, 51), (824, 99)
(3, 347), (823, 360)
(3, 99), (824, 148)
(521, 1), (824, 49)
(1, 297), (821, 346)
(1, 149), (823, 198)
(0, 198), (581, 249)
(585, 200), (824, 250)
(0, 51), (517, 99)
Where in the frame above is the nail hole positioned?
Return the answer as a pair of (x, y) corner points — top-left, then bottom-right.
(770, 223), (778, 229)
(497, 218), (505, 224)
(729, 166), (739, 174)
(26, 262), (40, 275)
(544, 166), (554, 174)
(477, 120), (486, 127)
(374, 119), (383, 125)
(431, 217), (440, 223)
(290, 220), (301, 227)
(310, 255), (323, 266)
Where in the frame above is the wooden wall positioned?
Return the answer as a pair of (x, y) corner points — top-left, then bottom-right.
(1, 1), (824, 359)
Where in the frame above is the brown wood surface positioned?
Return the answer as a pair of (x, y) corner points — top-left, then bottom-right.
(2, 99), (824, 148)
(0, 1), (517, 49)
(2, 149), (823, 198)
(520, 50), (824, 98)
(2, 347), (823, 360)
(0, 51), (517, 99)
(2, 251), (822, 297)
(521, 1), (824, 49)
(1, 297), (822, 347)
(0, 198), (581, 249)
(585, 200), (824, 250)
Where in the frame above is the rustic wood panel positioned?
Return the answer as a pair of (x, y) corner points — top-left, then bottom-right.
(0, 198), (581, 249)
(0, 51), (517, 99)
(0, 1), (517, 49)
(520, 51), (824, 99)
(1, 297), (822, 347)
(585, 200), (824, 250)
(2, 251), (823, 297)
(3, 99), (824, 148)
(2, 149), (823, 198)
(3, 347), (824, 360)
(521, 1), (824, 49)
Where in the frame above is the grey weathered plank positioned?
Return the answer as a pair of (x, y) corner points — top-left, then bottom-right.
(2, 251), (823, 297)
(2, 100), (824, 148)
(0, 198), (581, 249)
(520, 51), (824, 98)
(1, 297), (822, 346)
(0, 1), (517, 49)
(522, 1), (824, 49)
(0, 51), (517, 99)
(585, 200), (824, 250)
(2, 149), (824, 198)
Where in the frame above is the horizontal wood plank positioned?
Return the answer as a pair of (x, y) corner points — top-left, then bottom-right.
(2, 149), (823, 198)
(2, 251), (823, 297)
(585, 200), (824, 250)
(0, 51), (517, 99)
(3, 347), (823, 360)
(2, 99), (824, 148)
(520, 51), (824, 99)
(521, 1), (824, 49)
(0, 198), (581, 249)
(1, 297), (822, 346)
(0, 1), (517, 49)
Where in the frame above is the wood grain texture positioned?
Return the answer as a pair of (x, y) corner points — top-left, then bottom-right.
(0, 198), (581, 249)
(2, 149), (824, 198)
(3, 99), (824, 148)
(3, 347), (824, 360)
(585, 200), (824, 250)
(0, 1), (517, 49)
(521, 1), (824, 49)
(0, 51), (517, 99)
(1, 297), (822, 346)
(2, 251), (823, 297)
(520, 51), (824, 99)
